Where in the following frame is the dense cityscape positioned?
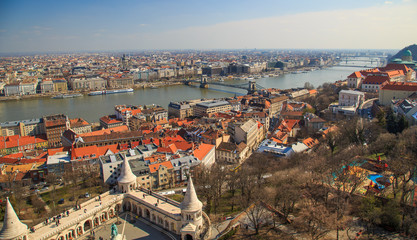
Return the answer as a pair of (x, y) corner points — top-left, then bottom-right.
(1, 1), (417, 240)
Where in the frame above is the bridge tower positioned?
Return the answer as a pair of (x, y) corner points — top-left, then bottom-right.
(248, 81), (257, 94)
(200, 75), (209, 88)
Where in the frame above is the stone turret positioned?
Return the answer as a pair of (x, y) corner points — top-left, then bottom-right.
(0, 198), (28, 240)
(117, 156), (137, 193)
(180, 177), (203, 240)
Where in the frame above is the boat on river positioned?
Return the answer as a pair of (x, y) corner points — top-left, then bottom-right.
(88, 88), (134, 96)
(52, 93), (83, 99)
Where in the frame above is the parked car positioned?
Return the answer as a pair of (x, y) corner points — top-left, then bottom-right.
(58, 198), (65, 204)
(85, 192), (90, 198)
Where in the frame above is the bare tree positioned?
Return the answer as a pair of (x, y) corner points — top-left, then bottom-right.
(295, 203), (336, 240)
(244, 203), (269, 235)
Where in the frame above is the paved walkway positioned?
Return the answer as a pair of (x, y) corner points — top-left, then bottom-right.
(84, 212), (176, 240)
(29, 192), (124, 240)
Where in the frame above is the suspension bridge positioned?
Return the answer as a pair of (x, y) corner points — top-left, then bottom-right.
(183, 76), (265, 94)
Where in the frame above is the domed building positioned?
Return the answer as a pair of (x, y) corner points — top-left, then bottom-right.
(402, 50), (413, 62)
(0, 198), (28, 240)
(390, 49), (417, 71)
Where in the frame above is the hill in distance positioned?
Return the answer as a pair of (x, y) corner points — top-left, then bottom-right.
(389, 44), (417, 61)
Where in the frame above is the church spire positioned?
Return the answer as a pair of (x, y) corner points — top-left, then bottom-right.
(0, 197), (28, 240)
(180, 177), (202, 212)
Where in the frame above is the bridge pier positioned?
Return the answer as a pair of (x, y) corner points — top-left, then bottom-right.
(247, 81), (257, 94)
(200, 75), (209, 88)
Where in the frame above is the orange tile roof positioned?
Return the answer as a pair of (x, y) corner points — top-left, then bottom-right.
(174, 141), (193, 151)
(302, 138), (319, 148)
(381, 82), (417, 91)
(144, 154), (166, 163)
(80, 125), (128, 137)
(193, 143), (214, 161)
(149, 161), (173, 173)
(100, 116), (123, 124)
(48, 147), (65, 156)
(157, 144), (178, 154)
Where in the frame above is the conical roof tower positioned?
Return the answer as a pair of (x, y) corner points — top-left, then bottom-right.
(180, 177), (202, 212)
(117, 156), (136, 184)
(0, 197), (27, 240)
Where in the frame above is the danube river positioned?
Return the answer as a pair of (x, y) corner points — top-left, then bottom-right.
(0, 59), (379, 123)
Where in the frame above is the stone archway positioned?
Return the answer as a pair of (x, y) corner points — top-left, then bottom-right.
(94, 216), (100, 227)
(77, 226), (83, 236)
(84, 219), (92, 232)
(132, 204), (137, 214)
(164, 220), (169, 229)
(137, 206), (142, 217)
(185, 234), (193, 240)
(115, 203), (121, 213)
(145, 208), (150, 219)
(68, 229), (75, 239)
(109, 208), (114, 218)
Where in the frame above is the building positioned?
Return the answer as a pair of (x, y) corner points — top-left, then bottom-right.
(216, 142), (249, 164)
(361, 75), (390, 92)
(149, 161), (174, 190)
(268, 95), (289, 115)
(171, 156), (201, 185)
(193, 100), (232, 117)
(192, 143), (215, 168)
(338, 90), (365, 107)
(0, 118), (44, 137)
(168, 102), (194, 119)
(230, 119), (258, 150)
(40, 79), (54, 93)
(99, 115), (124, 129)
(379, 82), (417, 106)
(46, 152), (71, 175)
(3, 83), (20, 96)
(257, 139), (294, 157)
(347, 71), (363, 89)
(53, 79), (68, 92)
(4, 167), (207, 240)
(69, 118), (92, 135)
(43, 114), (69, 148)
(0, 135), (48, 155)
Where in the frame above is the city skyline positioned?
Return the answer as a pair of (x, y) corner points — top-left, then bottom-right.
(0, 0), (417, 53)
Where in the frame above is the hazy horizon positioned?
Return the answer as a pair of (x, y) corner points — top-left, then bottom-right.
(1, 0), (416, 54)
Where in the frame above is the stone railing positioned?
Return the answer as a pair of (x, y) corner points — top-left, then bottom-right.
(34, 194), (124, 240)
(137, 187), (181, 207)
(201, 211), (212, 240)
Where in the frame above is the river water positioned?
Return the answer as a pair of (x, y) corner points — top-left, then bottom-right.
(0, 58), (379, 123)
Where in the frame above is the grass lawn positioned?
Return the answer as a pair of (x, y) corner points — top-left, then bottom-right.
(366, 153), (387, 161)
(40, 183), (106, 213)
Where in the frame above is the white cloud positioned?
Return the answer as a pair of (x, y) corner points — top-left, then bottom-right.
(384, 1), (393, 4)
(140, 23), (148, 27)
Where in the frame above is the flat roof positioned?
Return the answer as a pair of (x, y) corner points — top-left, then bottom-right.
(0, 118), (42, 127)
(196, 100), (230, 108)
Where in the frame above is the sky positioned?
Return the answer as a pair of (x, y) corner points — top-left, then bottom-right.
(0, 0), (416, 53)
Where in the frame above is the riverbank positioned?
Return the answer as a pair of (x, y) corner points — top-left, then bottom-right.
(0, 63), (339, 102)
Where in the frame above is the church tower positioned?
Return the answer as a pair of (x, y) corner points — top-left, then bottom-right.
(180, 177), (203, 240)
(0, 198), (28, 240)
(117, 156), (137, 193)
